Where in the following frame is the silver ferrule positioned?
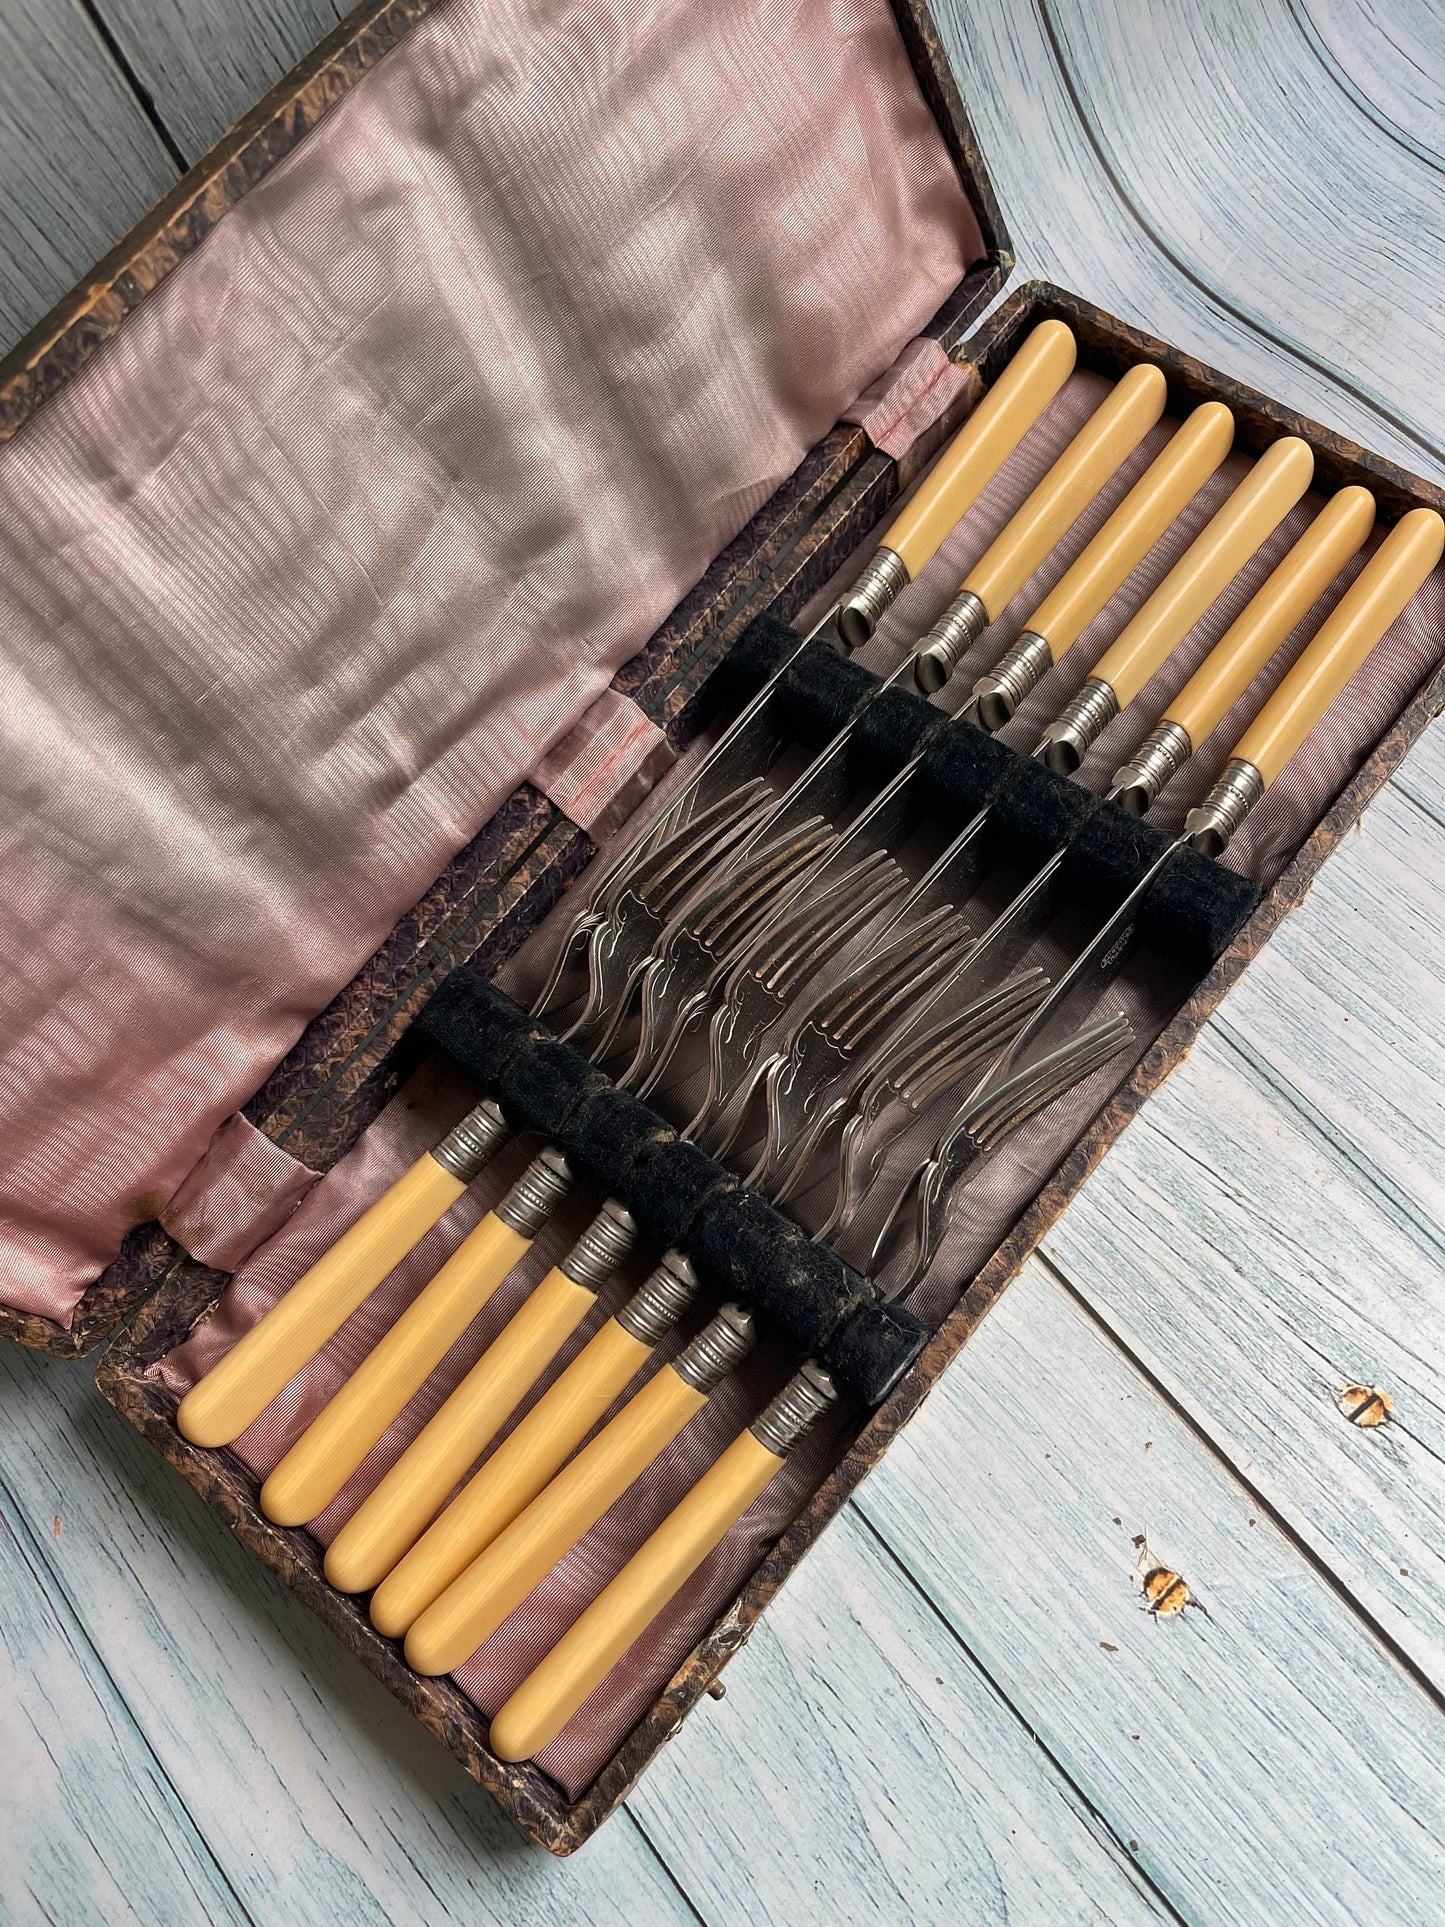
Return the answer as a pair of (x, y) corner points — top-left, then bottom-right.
(1037, 677), (1120, 774)
(495, 1144), (575, 1237)
(912, 588), (988, 695)
(969, 629), (1054, 732)
(615, 1250), (701, 1346)
(837, 547), (910, 652)
(431, 1098), (513, 1184)
(1109, 719), (1193, 817)
(1184, 756), (1265, 858)
(559, 1194), (639, 1290)
(750, 1358), (840, 1458)
(673, 1302), (757, 1394)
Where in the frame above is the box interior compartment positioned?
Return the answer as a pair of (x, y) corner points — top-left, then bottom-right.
(0, 0), (1437, 1861)
(103, 283), (1445, 1841)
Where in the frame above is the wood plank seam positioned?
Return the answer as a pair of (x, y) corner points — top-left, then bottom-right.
(986, 0), (1445, 476)
(846, 1500), (1186, 1924)
(1031, 1247), (1445, 1722)
(74, 0), (188, 170)
(1208, 1018), (1445, 1266)
(0, 1482), (255, 1926)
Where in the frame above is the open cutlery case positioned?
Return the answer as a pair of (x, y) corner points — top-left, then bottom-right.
(3, 0), (1443, 1856)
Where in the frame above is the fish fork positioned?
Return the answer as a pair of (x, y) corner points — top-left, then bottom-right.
(363, 966), (1053, 1638)
(411, 1009), (1134, 1700)
(316, 851), (938, 1581)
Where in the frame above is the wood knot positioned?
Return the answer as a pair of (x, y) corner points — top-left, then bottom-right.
(1336, 1383), (1392, 1427)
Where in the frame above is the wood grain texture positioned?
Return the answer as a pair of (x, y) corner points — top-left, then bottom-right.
(0, 1341), (697, 1925)
(854, 1258), (1445, 1926)
(1041, 725), (1445, 1691)
(935, 0), (1445, 481)
(0, 0), (177, 350)
(1, 1327), (1175, 1925)
(627, 1506), (1170, 1926)
(94, 0), (347, 162)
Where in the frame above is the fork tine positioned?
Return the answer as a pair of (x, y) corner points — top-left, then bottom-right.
(811, 905), (962, 1045)
(677, 854), (905, 1145)
(889, 970), (1052, 1110)
(619, 820), (837, 1098)
(630, 779), (775, 917)
(830, 915), (971, 1052)
(694, 822), (835, 954)
(760, 851), (906, 995)
(817, 971), (1049, 1248)
(962, 1013), (1134, 1149)
(871, 1012), (1135, 1301)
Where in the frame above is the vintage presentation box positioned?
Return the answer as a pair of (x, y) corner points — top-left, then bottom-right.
(1, 0), (1441, 1855)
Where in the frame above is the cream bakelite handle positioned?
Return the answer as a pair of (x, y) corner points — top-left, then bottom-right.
(259, 1212), (530, 1527)
(401, 1359), (706, 1668)
(1232, 507), (1445, 787)
(487, 1428), (783, 1762)
(880, 319), (1077, 578)
(176, 1152), (467, 1450)
(322, 1267), (597, 1595)
(1025, 401), (1235, 657)
(1166, 486), (1376, 749)
(964, 362), (1168, 618)
(1088, 435), (1315, 710)
(370, 1317), (657, 1638)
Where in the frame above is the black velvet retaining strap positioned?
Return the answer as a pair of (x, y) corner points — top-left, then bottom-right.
(1060, 801), (1261, 974)
(980, 756), (1100, 872)
(710, 611), (1261, 969)
(405, 616), (1264, 1406)
(412, 974), (910, 1401)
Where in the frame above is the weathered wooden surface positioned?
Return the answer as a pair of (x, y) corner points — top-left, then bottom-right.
(3, 0), (1445, 1919)
(0, 2), (177, 352)
(855, 1259), (1445, 1926)
(96, 0), (346, 161)
(1043, 726), (1445, 1696)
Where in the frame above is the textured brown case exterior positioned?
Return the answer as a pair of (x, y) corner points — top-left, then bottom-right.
(2, 0), (1440, 1861)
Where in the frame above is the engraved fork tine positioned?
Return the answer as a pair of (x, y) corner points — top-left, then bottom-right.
(619, 819), (839, 1095)
(534, 776), (776, 1028)
(559, 778), (777, 1043)
(817, 967), (1051, 1247)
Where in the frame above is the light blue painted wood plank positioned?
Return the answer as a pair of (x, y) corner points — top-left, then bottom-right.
(1389, 701), (1445, 820)
(854, 1259), (1445, 1926)
(91, 0), (346, 163)
(0, 1320), (1176, 1923)
(934, 0), (1445, 480)
(0, 0), (178, 353)
(1, 1486), (245, 1927)
(630, 1507), (1171, 1926)
(1039, 720), (1445, 1690)
(0, 1344), (695, 1925)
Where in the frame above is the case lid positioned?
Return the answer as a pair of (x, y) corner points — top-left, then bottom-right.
(0, 0), (1008, 1342)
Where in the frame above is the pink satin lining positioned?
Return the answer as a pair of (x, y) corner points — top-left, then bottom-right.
(531, 688), (673, 835)
(0, 0), (981, 1323)
(156, 373), (1445, 1797)
(842, 335), (978, 458)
